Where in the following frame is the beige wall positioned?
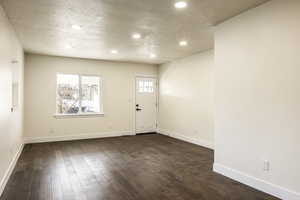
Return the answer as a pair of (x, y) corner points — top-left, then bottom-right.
(24, 54), (157, 141)
(0, 5), (24, 194)
(158, 51), (214, 149)
(214, 0), (300, 198)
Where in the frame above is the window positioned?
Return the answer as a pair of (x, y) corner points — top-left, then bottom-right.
(138, 80), (154, 93)
(56, 74), (102, 116)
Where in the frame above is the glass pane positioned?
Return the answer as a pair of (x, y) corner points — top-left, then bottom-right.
(57, 74), (80, 114)
(81, 76), (100, 113)
(139, 81), (144, 87)
(139, 87), (144, 93)
(138, 80), (155, 93)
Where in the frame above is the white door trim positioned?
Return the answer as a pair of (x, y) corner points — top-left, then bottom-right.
(132, 75), (158, 135)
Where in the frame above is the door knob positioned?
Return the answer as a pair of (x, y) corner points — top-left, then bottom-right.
(136, 108), (142, 111)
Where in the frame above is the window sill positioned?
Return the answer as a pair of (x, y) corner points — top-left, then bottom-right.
(54, 113), (104, 119)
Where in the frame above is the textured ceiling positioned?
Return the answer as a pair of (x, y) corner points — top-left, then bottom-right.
(1, 0), (269, 64)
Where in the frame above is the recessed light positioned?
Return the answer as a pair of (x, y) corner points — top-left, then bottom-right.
(65, 44), (73, 49)
(72, 24), (81, 30)
(132, 33), (141, 39)
(175, 1), (187, 9)
(179, 40), (188, 46)
(111, 49), (118, 54)
(150, 53), (157, 58)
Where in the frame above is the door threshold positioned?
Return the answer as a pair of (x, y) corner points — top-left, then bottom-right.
(136, 132), (157, 136)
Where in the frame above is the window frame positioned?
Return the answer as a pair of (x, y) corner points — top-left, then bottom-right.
(54, 73), (104, 118)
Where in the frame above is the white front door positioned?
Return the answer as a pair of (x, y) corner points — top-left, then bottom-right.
(135, 77), (157, 134)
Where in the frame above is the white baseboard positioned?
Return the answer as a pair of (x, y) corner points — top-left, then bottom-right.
(213, 163), (300, 200)
(0, 143), (24, 197)
(157, 128), (214, 150)
(24, 131), (132, 144)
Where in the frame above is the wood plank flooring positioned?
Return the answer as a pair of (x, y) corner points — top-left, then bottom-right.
(1, 134), (279, 200)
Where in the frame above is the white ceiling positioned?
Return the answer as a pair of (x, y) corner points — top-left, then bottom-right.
(1, 0), (269, 64)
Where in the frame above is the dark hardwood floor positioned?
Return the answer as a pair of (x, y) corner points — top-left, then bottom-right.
(1, 134), (279, 200)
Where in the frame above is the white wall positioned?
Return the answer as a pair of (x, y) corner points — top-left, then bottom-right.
(214, 0), (300, 199)
(24, 54), (157, 142)
(0, 5), (24, 195)
(158, 51), (214, 149)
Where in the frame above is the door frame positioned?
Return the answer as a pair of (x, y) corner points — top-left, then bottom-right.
(132, 74), (158, 135)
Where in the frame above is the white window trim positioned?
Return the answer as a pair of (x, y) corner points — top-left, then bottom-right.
(54, 73), (104, 118)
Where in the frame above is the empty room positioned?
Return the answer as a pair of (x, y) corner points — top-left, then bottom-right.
(0, 0), (299, 199)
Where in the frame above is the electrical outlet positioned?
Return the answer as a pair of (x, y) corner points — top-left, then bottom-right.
(263, 160), (270, 171)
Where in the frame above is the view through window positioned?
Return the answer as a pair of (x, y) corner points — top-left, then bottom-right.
(56, 74), (101, 115)
(138, 80), (154, 93)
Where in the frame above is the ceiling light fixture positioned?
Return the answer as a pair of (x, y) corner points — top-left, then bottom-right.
(179, 40), (188, 46)
(150, 53), (157, 58)
(132, 33), (141, 39)
(72, 24), (82, 30)
(174, 1), (187, 9)
(65, 44), (73, 49)
(111, 49), (118, 54)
